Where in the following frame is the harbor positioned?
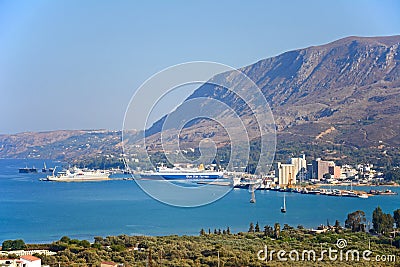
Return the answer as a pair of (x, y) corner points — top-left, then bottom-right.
(3, 158), (400, 243)
(232, 177), (398, 199)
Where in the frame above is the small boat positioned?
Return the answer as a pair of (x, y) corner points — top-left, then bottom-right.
(250, 189), (256, 203)
(358, 193), (369, 199)
(281, 194), (286, 213)
(42, 162), (47, 172)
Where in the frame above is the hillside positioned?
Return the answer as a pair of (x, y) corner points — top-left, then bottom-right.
(1, 36), (400, 166)
(143, 35), (400, 165)
(0, 130), (124, 163)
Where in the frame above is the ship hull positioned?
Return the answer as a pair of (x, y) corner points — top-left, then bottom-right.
(139, 172), (223, 180)
(46, 176), (110, 182)
(43, 167), (110, 182)
(19, 168), (37, 173)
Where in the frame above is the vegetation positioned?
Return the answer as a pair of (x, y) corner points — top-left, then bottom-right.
(1, 239), (26, 250)
(372, 206), (395, 235)
(345, 210), (366, 232)
(16, 225), (399, 266)
(4, 207), (400, 266)
(385, 167), (400, 183)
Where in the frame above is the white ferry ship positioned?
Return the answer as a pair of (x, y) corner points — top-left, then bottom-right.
(44, 167), (110, 182)
(139, 164), (224, 180)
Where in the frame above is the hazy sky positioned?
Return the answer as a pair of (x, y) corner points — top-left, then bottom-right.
(1, 0), (399, 134)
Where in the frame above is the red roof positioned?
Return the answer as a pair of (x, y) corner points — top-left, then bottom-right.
(20, 255), (40, 262)
(101, 262), (117, 266)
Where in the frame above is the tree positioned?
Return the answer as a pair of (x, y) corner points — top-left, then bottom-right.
(385, 168), (400, 181)
(80, 240), (90, 248)
(264, 225), (273, 237)
(2, 240), (26, 251)
(345, 210), (366, 232)
(200, 229), (206, 236)
(226, 227), (231, 235)
(373, 206), (384, 233)
(255, 222), (260, 232)
(274, 223), (281, 239)
(394, 209), (400, 228)
(248, 222), (254, 233)
(382, 213), (394, 234)
(373, 206), (394, 234)
(334, 220), (341, 228)
(283, 224), (294, 231)
(60, 236), (71, 243)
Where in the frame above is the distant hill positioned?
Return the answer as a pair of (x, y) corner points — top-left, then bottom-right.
(0, 130), (124, 163)
(1, 36), (400, 166)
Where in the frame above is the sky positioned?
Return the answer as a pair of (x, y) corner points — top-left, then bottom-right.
(1, 0), (399, 134)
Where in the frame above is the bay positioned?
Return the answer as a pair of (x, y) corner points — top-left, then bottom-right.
(0, 159), (399, 243)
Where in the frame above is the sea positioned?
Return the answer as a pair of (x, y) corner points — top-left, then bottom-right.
(1, 159), (399, 243)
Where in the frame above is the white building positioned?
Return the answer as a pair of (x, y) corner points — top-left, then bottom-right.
(19, 255), (41, 267)
(290, 155), (307, 182)
(0, 256), (41, 267)
(274, 162), (296, 186)
(0, 259), (21, 267)
(0, 250), (56, 257)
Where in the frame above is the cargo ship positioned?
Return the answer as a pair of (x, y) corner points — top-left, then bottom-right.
(19, 166), (37, 173)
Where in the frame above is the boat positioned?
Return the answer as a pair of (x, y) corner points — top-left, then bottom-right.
(19, 166), (37, 173)
(308, 189), (321, 195)
(358, 193), (369, 199)
(281, 194), (286, 213)
(42, 162), (47, 172)
(250, 190), (256, 203)
(369, 189), (398, 195)
(139, 164), (224, 180)
(44, 167), (110, 182)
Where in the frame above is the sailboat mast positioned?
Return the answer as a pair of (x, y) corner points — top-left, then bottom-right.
(281, 193), (287, 213)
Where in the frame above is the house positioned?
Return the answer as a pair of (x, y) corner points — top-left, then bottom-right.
(0, 259), (22, 267)
(19, 255), (41, 267)
(100, 262), (118, 267)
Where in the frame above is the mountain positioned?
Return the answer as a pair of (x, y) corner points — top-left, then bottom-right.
(143, 36), (400, 164)
(1, 36), (400, 166)
(0, 130), (125, 163)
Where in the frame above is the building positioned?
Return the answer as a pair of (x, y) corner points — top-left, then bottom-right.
(0, 259), (22, 267)
(310, 158), (334, 180)
(19, 256), (41, 267)
(0, 250), (56, 257)
(341, 164), (357, 179)
(274, 162), (296, 187)
(333, 166), (342, 179)
(290, 155), (307, 182)
(274, 155), (307, 186)
(0, 256), (41, 267)
(101, 262), (118, 267)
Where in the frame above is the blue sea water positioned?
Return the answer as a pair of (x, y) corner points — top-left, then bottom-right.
(0, 159), (399, 243)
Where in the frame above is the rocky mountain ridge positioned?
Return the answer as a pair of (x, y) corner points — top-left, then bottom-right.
(2, 36), (400, 166)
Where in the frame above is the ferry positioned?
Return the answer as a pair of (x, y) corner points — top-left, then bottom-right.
(44, 167), (110, 182)
(139, 164), (224, 180)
